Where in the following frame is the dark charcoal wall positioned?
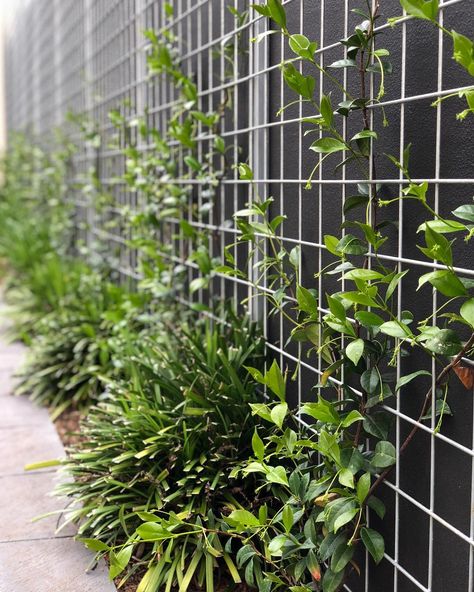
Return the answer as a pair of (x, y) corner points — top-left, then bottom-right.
(266, 2), (474, 591)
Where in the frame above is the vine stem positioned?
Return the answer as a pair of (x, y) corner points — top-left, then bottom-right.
(366, 332), (474, 501)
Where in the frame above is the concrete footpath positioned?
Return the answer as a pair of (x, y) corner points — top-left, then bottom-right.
(0, 306), (116, 592)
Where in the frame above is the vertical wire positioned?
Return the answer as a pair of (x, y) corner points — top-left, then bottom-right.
(247, 3), (254, 320)
(231, 0), (240, 310)
(395, 4), (408, 590)
(297, 0), (303, 410)
(428, 6), (445, 590)
(232, 0), (239, 308)
(317, 0), (325, 409)
(219, 0), (226, 309)
(278, 2), (284, 373)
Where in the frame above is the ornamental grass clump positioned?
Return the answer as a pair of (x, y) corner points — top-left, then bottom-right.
(56, 311), (265, 591)
(16, 273), (147, 418)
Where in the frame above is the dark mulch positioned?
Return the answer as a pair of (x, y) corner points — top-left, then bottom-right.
(54, 408), (83, 447)
(114, 567), (147, 591)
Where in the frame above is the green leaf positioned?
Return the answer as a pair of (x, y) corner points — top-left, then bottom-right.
(24, 459), (62, 471)
(282, 505), (294, 533)
(379, 321), (411, 338)
(361, 527), (385, 564)
(268, 0), (287, 29)
(190, 277), (208, 293)
(236, 545), (256, 568)
(330, 542), (354, 573)
(238, 163), (253, 180)
(355, 311), (384, 328)
(327, 294), (346, 322)
(270, 402), (288, 429)
(452, 30), (474, 76)
(356, 472), (371, 503)
(453, 203), (474, 223)
(363, 412), (392, 440)
(324, 234), (342, 256)
(136, 522), (170, 540)
(424, 328), (462, 356)
(338, 468), (354, 489)
(343, 268), (383, 281)
(396, 370), (431, 391)
(367, 496), (386, 519)
(420, 225), (453, 266)
(351, 129), (378, 142)
(265, 360), (286, 401)
(328, 58), (357, 69)
(79, 538), (110, 552)
(320, 95), (334, 127)
(400, 0), (438, 21)
(361, 368), (380, 395)
(249, 402), (272, 423)
(246, 366), (265, 384)
(319, 532), (348, 562)
(252, 429), (265, 461)
(418, 219), (467, 234)
(223, 553), (242, 584)
(372, 441), (396, 468)
(345, 338), (364, 366)
(336, 234), (368, 256)
(418, 270), (467, 297)
(334, 507), (359, 532)
(268, 534), (287, 556)
(460, 299), (474, 328)
(385, 270), (409, 301)
(296, 284), (317, 314)
(310, 138), (346, 154)
(109, 545), (133, 579)
(322, 568), (345, 592)
(251, 4), (271, 18)
(343, 194), (369, 215)
(318, 430), (341, 464)
(289, 34), (318, 61)
(282, 63), (315, 99)
(227, 509), (260, 527)
(342, 410), (364, 428)
(289, 245), (301, 268)
(266, 465), (289, 486)
(301, 395), (340, 425)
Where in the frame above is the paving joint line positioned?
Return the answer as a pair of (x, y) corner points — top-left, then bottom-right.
(0, 535), (75, 545)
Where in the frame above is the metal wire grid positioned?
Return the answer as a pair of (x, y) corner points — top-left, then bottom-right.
(4, 1), (474, 590)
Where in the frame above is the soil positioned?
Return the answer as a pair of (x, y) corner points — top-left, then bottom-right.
(54, 408), (83, 447)
(114, 568), (146, 592)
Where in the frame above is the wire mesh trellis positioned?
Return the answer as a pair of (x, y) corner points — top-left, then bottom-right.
(4, 1), (474, 591)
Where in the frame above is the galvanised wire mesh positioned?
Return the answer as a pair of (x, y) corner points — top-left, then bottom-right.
(4, 1), (474, 590)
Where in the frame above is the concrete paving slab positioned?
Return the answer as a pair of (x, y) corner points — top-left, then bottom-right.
(0, 538), (116, 592)
(0, 354), (26, 370)
(0, 303), (116, 591)
(0, 425), (65, 476)
(0, 395), (50, 427)
(0, 472), (76, 541)
(0, 370), (19, 397)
